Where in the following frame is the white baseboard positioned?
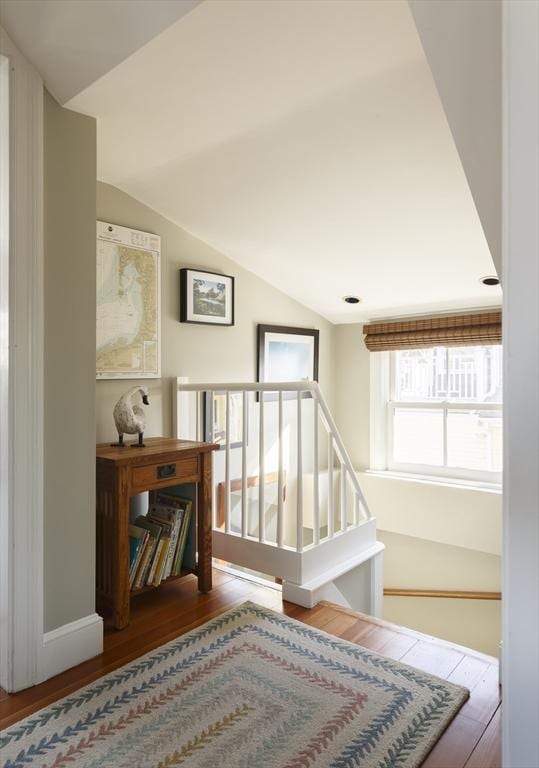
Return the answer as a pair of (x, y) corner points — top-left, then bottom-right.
(39, 613), (103, 683)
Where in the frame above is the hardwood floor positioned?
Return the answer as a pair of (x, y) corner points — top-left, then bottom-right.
(0, 569), (501, 767)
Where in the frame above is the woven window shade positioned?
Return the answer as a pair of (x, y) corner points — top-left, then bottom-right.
(363, 311), (502, 352)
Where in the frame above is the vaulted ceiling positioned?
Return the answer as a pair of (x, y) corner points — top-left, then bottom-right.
(2, 0), (501, 323)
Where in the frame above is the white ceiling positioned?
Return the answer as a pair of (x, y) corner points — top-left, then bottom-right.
(66, 0), (501, 323)
(0, 0), (200, 104)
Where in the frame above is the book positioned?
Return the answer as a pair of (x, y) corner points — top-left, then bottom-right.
(128, 525), (148, 588)
(133, 516), (163, 587)
(132, 535), (153, 590)
(148, 538), (165, 586)
(153, 492), (193, 576)
(172, 501), (193, 575)
(147, 505), (182, 580)
(152, 535), (170, 586)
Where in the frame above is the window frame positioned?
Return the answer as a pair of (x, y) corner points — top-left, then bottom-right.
(370, 348), (502, 486)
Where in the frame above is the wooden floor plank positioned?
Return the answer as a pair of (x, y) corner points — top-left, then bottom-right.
(453, 664), (501, 726)
(0, 571), (501, 768)
(400, 639), (465, 679)
(421, 714), (487, 768)
(375, 630), (419, 661)
(465, 709), (502, 768)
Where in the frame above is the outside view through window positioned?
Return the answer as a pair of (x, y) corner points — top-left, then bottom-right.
(391, 346), (503, 477)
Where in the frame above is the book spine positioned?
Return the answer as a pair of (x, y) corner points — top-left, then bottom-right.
(154, 537), (170, 586)
(167, 511), (184, 577)
(147, 539), (163, 586)
(173, 508), (192, 575)
(133, 539), (152, 590)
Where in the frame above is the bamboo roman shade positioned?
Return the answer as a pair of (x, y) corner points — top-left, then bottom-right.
(363, 311), (502, 352)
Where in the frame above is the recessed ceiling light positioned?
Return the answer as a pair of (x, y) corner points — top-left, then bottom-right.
(480, 276), (500, 286)
(343, 295), (362, 304)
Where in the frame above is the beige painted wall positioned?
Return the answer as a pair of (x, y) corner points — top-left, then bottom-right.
(379, 530), (501, 592)
(333, 321), (502, 652)
(96, 182), (336, 443)
(361, 472), (502, 556)
(44, 91), (97, 632)
(334, 324), (371, 469)
(379, 530), (501, 655)
(384, 595), (500, 657)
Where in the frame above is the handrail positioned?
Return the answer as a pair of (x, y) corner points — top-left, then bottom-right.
(178, 381), (316, 392)
(384, 588), (501, 600)
(176, 379), (372, 519)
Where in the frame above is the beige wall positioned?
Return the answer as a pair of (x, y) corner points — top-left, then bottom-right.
(384, 595), (501, 657)
(44, 91), (97, 632)
(95, 182), (336, 443)
(334, 324), (370, 469)
(334, 321), (502, 653)
(379, 530), (501, 591)
(361, 472), (502, 556)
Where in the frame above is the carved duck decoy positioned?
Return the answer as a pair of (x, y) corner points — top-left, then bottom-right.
(112, 386), (150, 447)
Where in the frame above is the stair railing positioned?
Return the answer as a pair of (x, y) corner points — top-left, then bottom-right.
(175, 379), (371, 553)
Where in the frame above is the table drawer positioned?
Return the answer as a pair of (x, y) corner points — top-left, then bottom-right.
(131, 456), (200, 491)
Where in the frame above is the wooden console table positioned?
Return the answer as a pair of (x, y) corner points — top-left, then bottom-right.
(96, 437), (218, 630)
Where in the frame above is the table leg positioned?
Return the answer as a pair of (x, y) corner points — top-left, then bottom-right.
(113, 467), (130, 629)
(197, 451), (213, 593)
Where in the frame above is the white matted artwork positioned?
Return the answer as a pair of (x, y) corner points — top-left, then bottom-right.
(257, 324), (319, 399)
(180, 268), (235, 326)
(96, 221), (161, 379)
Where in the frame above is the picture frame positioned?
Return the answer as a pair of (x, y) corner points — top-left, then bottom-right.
(204, 391), (247, 449)
(96, 221), (161, 379)
(180, 268), (235, 326)
(257, 324), (320, 400)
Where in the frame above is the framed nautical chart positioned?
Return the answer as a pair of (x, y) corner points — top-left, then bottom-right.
(96, 221), (161, 379)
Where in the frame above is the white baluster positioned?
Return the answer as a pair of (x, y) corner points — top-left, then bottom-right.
(241, 390), (248, 538)
(296, 390), (303, 552)
(328, 438), (334, 539)
(277, 390), (284, 548)
(341, 462), (347, 532)
(313, 398), (320, 546)
(354, 492), (360, 526)
(225, 391), (231, 534)
(259, 391), (265, 543)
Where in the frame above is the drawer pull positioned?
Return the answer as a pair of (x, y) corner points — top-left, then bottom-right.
(157, 464), (176, 479)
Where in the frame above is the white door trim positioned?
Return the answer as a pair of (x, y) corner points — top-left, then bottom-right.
(502, 1), (539, 766)
(0, 25), (44, 693)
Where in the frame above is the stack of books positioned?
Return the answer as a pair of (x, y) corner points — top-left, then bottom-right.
(128, 492), (193, 590)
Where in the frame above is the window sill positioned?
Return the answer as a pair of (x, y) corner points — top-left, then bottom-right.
(363, 469), (502, 494)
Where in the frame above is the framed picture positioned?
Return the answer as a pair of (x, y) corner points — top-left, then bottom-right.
(257, 324), (319, 399)
(204, 391), (247, 449)
(96, 221), (161, 379)
(180, 268), (234, 325)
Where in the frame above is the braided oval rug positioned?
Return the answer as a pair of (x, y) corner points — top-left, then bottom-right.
(1, 602), (468, 768)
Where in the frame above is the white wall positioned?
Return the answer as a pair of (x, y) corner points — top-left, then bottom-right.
(409, 0), (502, 277)
(502, 2), (539, 765)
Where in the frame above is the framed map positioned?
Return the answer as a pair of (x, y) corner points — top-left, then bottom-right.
(96, 221), (161, 379)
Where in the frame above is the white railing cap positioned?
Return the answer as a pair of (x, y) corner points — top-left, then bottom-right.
(176, 379), (320, 393)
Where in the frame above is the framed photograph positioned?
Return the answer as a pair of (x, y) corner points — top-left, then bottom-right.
(257, 324), (319, 399)
(180, 268), (234, 325)
(204, 391), (247, 449)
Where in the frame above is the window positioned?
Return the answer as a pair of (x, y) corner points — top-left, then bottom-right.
(375, 345), (502, 484)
